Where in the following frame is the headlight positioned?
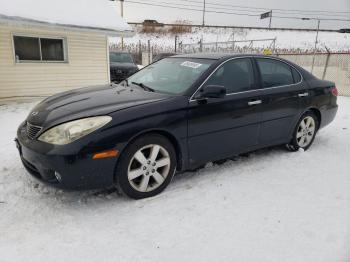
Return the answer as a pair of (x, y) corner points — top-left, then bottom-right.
(38, 116), (112, 145)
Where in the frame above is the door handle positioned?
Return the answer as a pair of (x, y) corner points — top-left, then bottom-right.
(298, 92), (309, 97)
(248, 100), (262, 106)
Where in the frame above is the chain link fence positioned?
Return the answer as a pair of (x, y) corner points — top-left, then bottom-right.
(180, 38), (277, 54)
(277, 53), (350, 97)
(111, 39), (350, 97)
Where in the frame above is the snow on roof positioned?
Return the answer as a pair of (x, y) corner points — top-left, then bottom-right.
(0, 0), (133, 36)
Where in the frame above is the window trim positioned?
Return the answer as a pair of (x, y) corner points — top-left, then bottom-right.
(190, 56), (303, 102)
(12, 33), (69, 63)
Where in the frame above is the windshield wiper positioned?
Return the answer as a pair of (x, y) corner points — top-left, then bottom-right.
(131, 82), (155, 92)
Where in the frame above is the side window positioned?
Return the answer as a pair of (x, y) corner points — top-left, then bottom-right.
(256, 58), (295, 88)
(205, 58), (255, 93)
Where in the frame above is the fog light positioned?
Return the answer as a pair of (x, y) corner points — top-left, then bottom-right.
(54, 171), (62, 182)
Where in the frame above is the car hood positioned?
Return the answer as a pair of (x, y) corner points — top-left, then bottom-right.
(110, 62), (138, 69)
(27, 85), (172, 128)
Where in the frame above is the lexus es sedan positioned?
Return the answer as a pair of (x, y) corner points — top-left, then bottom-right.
(15, 54), (338, 199)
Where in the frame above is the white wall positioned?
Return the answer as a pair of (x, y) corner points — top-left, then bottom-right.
(0, 24), (110, 98)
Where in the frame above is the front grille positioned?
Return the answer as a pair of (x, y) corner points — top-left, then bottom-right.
(110, 68), (130, 83)
(26, 122), (42, 139)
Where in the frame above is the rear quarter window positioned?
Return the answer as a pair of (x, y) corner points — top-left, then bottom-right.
(256, 58), (296, 88)
(291, 67), (302, 83)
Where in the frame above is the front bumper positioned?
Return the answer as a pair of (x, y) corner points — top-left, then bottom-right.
(16, 122), (118, 190)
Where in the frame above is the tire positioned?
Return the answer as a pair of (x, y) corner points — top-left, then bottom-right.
(116, 134), (176, 199)
(286, 111), (319, 152)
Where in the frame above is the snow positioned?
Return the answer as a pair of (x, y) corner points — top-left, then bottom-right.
(1, 97), (350, 262)
(0, 0), (132, 34)
(113, 26), (350, 52)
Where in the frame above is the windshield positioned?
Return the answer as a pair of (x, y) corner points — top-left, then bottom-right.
(110, 52), (133, 63)
(127, 58), (214, 94)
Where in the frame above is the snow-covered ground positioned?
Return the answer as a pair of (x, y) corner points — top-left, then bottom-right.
(112, 26), (350, 53)
(1, 97), (350, 262)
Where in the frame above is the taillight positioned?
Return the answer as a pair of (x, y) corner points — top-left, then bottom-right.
(331, 87), (338, 96)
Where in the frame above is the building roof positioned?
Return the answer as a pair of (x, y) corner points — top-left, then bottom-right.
(0, 0), (133, 36)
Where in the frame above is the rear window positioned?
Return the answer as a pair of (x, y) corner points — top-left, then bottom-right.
(256, 58), (296, 88)
(110, 53), (133, 63)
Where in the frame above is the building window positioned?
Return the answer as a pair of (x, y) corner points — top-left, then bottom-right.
(13, 35), (67, 62)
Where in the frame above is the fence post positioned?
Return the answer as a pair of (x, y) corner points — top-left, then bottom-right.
(147, 40), (151, 65)
(272, 37), (277, 54)
(138, 40), (142, 64)
(322, 52), (331, 80)
(175, 35), (178, 53)
(232, 33), (235, 52)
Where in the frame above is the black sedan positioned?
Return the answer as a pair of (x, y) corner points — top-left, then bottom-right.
(15, 54), (338, 199)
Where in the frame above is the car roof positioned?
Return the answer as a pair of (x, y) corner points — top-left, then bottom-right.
(172, 53), (316, 80)
(173, 53), (278, 60)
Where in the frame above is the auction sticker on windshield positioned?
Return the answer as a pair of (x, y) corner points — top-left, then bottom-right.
(181, 61), (202, 69)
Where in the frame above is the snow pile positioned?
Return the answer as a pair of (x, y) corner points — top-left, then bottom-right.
(0, 97), (350, 261)
(0, 0), (132, 33)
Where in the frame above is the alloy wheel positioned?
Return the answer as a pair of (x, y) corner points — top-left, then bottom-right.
(296, 116), (316, 148)
(127, 144), (171, 192)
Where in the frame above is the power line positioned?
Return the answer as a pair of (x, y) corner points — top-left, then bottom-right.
(174, 0), (350, 14)
(126, 0), (350, 21)
(139, 0), (350, 18)
(126, 0), (261, 17)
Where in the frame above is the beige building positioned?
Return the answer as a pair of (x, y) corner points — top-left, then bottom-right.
(0, 0), (133, 99)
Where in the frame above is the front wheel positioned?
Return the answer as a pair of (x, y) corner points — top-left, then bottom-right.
(116, 134), (176, 199)
(286, 112), (319, 152)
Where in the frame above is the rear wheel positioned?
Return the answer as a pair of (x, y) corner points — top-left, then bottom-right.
(286, 111), (319, 151)
(116, 134), (176, 199)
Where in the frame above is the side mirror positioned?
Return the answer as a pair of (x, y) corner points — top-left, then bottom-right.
(198, 85), (226, 99)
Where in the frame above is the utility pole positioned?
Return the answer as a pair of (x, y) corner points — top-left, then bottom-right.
(311, 19), (320, 73)
(313, 19), (320, 54)
(202, 0), (206, 27)
(301, 17), (320, 73)
(110, 0), (125, 50)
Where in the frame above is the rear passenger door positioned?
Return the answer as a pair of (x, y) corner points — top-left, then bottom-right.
(255, 58), (306, 146)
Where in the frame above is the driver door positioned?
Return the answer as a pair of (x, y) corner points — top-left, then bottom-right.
(187, 58), (262, 167)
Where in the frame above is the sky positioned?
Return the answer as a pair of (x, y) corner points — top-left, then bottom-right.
(116, 0), (350, 30)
